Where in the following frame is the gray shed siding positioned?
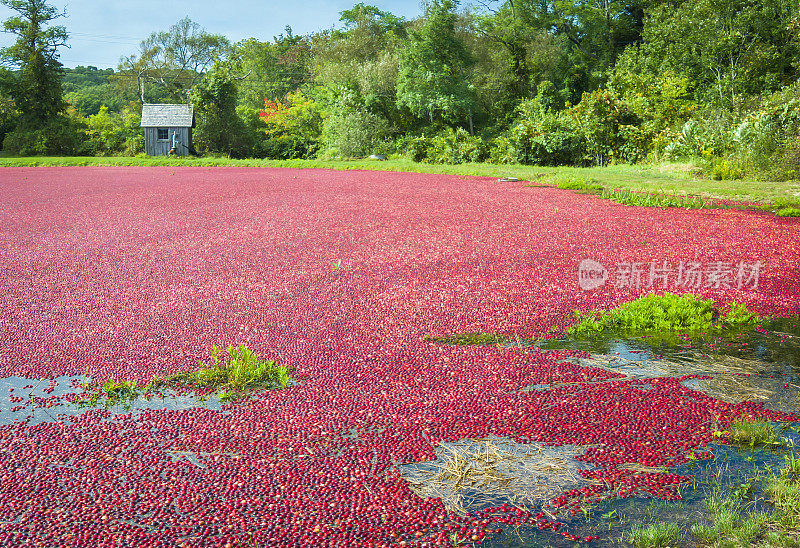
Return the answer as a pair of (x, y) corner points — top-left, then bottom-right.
(144, 127), (192, 156)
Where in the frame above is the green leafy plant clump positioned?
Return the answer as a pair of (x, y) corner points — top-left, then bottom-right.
(725, 417), (782, 449)
(626, 521), (682, 548)
(552, 174), (603, 191)
(79, 344), (291, 406)
(155, 344), (292, 393)
(776, 207), (800, 218)
(568, 293), (761, 338)
(600, 188), (712, 209)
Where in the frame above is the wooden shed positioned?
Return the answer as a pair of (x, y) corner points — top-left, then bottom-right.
(140, 104), (195, 156)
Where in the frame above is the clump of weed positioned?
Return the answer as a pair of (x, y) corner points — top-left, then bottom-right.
(424, 333), (507, 346)
(691, 497), (776, 547)
(601, 188), (712, 209)
(777, 207), (800, 217)
(766, 455), (800, 532)
(552, 174), (603, 192)
(568, 293), (761, 338)
(626, 521), (682, 547)
(79, 344), (291, 406)
(726, 417), (782, 449)
(153, 344), (291, 396)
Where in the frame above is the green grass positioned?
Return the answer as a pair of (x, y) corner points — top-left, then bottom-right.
(423, 332), (508, 346)
(626, 521), (682, 547)
(777, 207), (800, 217)
(600, 188), (713, 209)
(688, 455), (800, 547)
(78, 344), (290, 406)
(767, 454), (800, 532)
(550, 174), (603, 191)
(567, 293), (761, 338)
(727, 418), (782, 449)
(691, 498), (778, 547)
(151, 344), (291, 395)
(2, 156), (798, 205)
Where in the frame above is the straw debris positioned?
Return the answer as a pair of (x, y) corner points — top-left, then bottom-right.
(399, 436), (594, 516)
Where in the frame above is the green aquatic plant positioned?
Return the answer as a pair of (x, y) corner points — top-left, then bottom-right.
(79, 344), (291, 406)
(568, 293), (761, 338)
(626, 521), (682, 548)
(601, 188), (712, 209)
(728, 418), (781, 449)
(155, 344), (292, 396)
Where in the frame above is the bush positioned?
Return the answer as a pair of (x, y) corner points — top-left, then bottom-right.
(425, 127), (487, 164)
(323, 108), (393, 158)
(3, 115), (91, 156)
(403, 135), (430, 162)
(256, 135), (318, 160)
(566, 89), (638, 166)
(488, 134), (517, 164)
(704, 156), (746, 180)
(86, 105), (143, 156)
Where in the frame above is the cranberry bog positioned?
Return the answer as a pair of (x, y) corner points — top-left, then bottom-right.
(0, 166), (799, 547)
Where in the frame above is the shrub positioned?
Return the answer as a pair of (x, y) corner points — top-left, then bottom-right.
(86, 105), (143, 156)
(3, 115), (91, 156)
(704, 156), (746, 180)
(777, 207), (800, 217)
(491, 90), (585, 166)
(425, 127), (486, 164)
(488, 134), (517, 164)
(256, 135), (318, 160)
(404, 135), (431, 162)
(566, 89), (638, 166)
(323, 108), (393, 158)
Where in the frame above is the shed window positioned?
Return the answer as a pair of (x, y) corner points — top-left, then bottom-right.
(157, 128), (169, 140)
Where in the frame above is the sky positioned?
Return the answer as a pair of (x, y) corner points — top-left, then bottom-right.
(0, 1), (425, 69)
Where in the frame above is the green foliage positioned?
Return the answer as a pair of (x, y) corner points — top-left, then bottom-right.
(728, 418), (781, 448)
(425, 127), (486, 164)
(704, 157), (746, 181)
(161, 344), (292, 395)
(396, 0), (476, 125)
(566, 88), (638, 166)
(568, 293), (761, 338)
(86, 105), (143, 156)
(117, 17), (229, 103)
(493, 89), (585, 166)
(1, 0), (68, 127)
(257, 90), (322, 158)
(62, 66), (126, 115)
(322, 107), (393, 158)
(424, 332), (507, 346)
(600, 189), (712, 209)
(79, 344), (291, 407)
(552, 174), (602, 191)
(191, 61), (252, 158)
(3, 115), (89, 156)
(232, 29), (312, 109)
(777, 207), (800, 217)
(626, 521), (682, 548)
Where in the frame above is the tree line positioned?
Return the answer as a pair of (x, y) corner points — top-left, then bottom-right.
(1, 0), (799, 180)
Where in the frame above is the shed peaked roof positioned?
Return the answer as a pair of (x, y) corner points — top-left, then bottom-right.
(140, 104), (194, 127)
